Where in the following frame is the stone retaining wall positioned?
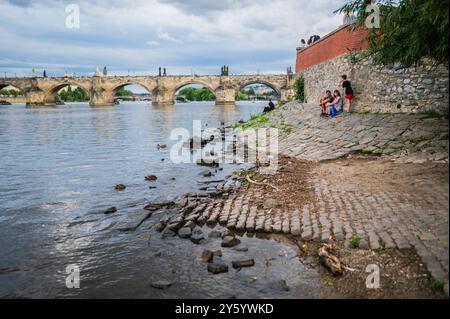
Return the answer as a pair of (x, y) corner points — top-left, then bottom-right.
(298, 53), (449, 114)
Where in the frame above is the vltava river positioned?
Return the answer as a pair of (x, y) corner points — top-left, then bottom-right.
(0, 101), (319, 298)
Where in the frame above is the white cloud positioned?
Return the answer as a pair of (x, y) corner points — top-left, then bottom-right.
(146, 40), (160, 46)
(0, 0), (345, 76)
(157, 29), (184, 44)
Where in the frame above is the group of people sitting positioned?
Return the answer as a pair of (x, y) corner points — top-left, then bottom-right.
(319, 75), (354, 118)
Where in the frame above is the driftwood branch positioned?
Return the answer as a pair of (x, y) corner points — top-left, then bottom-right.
(318, 244), (343, 276)
(245, 175), (280, 191)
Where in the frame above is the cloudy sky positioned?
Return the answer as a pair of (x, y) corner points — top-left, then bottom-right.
(0, 0), (345, 78)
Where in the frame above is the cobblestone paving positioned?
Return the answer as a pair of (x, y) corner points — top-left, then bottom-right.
(311, 161), (449, 289)
(173, 167), (449, 293)
(273, 103), (449, 163)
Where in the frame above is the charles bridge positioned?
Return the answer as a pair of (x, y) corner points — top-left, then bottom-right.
(0, 73), (294, 107)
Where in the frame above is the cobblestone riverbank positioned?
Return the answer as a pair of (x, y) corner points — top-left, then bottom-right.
(155, 102), (449, 297)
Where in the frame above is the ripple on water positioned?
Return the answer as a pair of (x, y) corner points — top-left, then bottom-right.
(0, 101), (316, 298)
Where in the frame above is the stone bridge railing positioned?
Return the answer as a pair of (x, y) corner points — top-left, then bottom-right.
(0, 74), (294, 107)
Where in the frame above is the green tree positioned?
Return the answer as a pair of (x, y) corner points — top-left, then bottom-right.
(294, 75), (305, 102)
(116, 87), (134, 97)
(55, 86), (90, 102)
(178, 87), (215, 101)
(336, 0), (449, 67)
(235, 91), (248, 101)
(245, 88), (256, 95)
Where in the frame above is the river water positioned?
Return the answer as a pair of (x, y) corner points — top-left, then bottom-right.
(0, 101), (319, 299)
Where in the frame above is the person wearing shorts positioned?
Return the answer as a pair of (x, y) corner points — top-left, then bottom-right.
(341, 74), (354, 113)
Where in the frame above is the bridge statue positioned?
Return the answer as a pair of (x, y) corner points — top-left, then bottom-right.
(0, 70), (295, 107)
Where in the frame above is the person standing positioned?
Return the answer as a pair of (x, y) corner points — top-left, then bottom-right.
(341, 74), (354, 113)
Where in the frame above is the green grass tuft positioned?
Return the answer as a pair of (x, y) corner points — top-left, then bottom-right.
(351, 235), (361, 249)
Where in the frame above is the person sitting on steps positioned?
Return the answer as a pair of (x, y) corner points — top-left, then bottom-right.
(319, 90), (334, 117)
(327, 90), (344, 118)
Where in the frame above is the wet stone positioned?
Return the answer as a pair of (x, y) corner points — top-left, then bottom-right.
(151, 280), (172, 290)
(178, 227), (192, 239)
(232, 259), (255, 269)
(193, 227), (203, 236)
(201, 250), (214, 263)
(222, 236), (241, 248)
(190, 233), (205, 244)
(233, 247), (249, 252)
(155, 223), (165, 232)
(161, 228), (176, 238)
(104, 207), (117, 215)
(274, 280), (290, 292)
(184, 221), (196, 229)
(207, 263), (229, 274)
(208, 230), (222, 238)
(221, 229), (233, 238)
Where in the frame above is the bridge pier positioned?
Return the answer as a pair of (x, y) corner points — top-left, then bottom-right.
(150, 85), (174, 106)
(89, 76), (115, 107)
(215, 83), (236, 106)
(25, 89), (52, 107)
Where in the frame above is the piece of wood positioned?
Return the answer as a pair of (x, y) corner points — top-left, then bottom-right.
(318, 243), (343, 276)
(245, 175), (280, 191)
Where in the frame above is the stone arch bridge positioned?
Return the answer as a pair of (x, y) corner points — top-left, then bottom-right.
(0, 74), (294, 107)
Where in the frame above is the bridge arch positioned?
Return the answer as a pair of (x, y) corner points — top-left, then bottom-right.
(110, 82), (154, 103)
(111, 82), (154, 96)
(44, 83), (91, 104)
(0, 83), (26, 99)
(172, 80), (218, 102)
(236, 80), (281, 97)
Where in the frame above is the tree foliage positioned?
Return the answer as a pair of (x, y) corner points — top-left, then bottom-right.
(294, 75), (305, 102)
(56, 86), (90, 102)
(178, 87), (215, 101)
(116, 87), (134, 97)
(336, 0), (449, 66)
(0, 89), (22, 97)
